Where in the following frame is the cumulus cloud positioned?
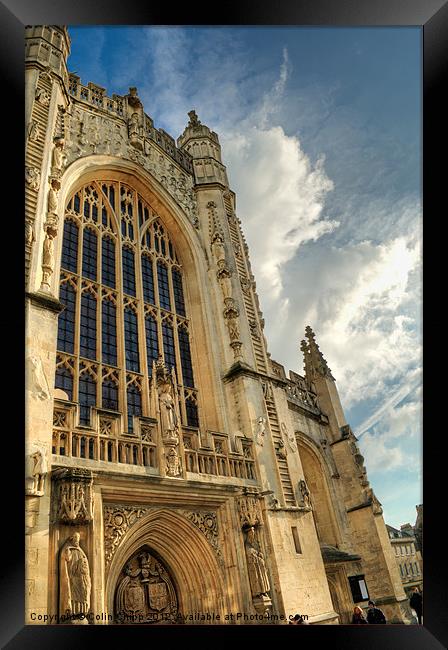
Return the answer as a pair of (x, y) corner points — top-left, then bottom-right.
(222, 126), (338, 299)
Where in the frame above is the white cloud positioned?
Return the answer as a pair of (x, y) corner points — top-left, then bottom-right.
(222, 126), (338, 300)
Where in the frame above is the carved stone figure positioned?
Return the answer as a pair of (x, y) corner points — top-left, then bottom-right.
(27, 354), (51, 400)
(28, 119), (40, 142)
(166, 447), (181, 477)
(188, 110), (201, 127)
(158, 381), (178, 439)
(217, 262), (233, 302)
(35, 86), (51, 106)
(25, 220), (35, 247)
(256, 416), (266, 446)
(60, 483), (90, 522)
(47, 178), (60, 218)
(129, 112), (139, 139)
(276, 439), (287, 459)
(211, 233), (226, 265)
(281, 422), (297, 452)
(25, 166), (41, 191)
(59, 533), (91, 622)
(227, 316), (240, 342)
(41, 230), (55, 288)
(51, 137), (66, 175)
(244, 526), (270, 598)
(26, 446), (48, 496)
(298, 479), (312, 509)
(115, 548), (178, 623)
(127, 86), (142, 109)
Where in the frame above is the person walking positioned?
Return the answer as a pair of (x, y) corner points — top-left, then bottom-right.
(351, 606), (368, 624)
(409, 587), (423, 624)
(366, 600), (387, 624)
(289, 614), (309, 624)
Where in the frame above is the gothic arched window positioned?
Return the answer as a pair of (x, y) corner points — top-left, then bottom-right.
(55, 179), (198, 433)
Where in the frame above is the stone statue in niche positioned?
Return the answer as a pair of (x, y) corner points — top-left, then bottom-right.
(59, 532), (91, 623)
(298, 479), (312, 510)
(244, 526), (271, 598)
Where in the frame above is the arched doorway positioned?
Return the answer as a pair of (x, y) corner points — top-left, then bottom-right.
(114, 545), (178, 624)
(105, 508), (228, 623)
(297, 440), (341, 547)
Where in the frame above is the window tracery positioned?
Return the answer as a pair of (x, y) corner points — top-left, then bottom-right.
(55, 179), (197, 432)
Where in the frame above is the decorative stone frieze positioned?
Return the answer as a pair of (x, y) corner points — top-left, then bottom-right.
(51, 468), (94, 525)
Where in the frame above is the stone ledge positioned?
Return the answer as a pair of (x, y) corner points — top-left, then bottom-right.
(26, 291), (64, 314)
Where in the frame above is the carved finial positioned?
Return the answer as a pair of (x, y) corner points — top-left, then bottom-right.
(155, 354), (169, 384)
(188, 110), (201, 127)
(303, 326), (334, 380)
(127, 87), (142, 109)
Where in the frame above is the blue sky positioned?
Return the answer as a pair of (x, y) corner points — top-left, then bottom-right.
(67, 26), (422, 529)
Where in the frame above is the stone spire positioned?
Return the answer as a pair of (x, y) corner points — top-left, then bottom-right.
(301, 326), (335, 382)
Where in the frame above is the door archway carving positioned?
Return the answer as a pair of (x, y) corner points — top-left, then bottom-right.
(114, 546), (178, 624)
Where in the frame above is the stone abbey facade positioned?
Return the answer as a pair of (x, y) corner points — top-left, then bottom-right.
(25, 25), (415, 625)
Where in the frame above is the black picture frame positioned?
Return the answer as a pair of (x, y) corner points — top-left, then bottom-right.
(7, 0), (446, 647)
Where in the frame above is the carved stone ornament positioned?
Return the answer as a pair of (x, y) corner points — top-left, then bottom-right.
(25, 166), (41, 191)
(25, 220), (35, 247)
(51, 137), (67, 177)
(237, 493), (263, 529)
(35, 86), (51, 106)
(52, 468), (94, 525)
(26, 354), (51, 400)
(104, 506), (149, 569)
(255, 416), (267, 446)
(65, 105), (199, 227)
(276, 439), (287, 459)
(363, 487), (383, 515)
(59, 532), (91, 623)
(28, 119), (41, 142)
(115, 548), (178, 624)
(179, 510), (222, 561)
(40, 230), (56, 290)
(281, 422), (297, 453)
(165, 446), (181, 477)
(25, 442), (49, 496)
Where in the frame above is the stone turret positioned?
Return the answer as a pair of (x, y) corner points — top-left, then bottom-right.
(178, 110), (229, 187)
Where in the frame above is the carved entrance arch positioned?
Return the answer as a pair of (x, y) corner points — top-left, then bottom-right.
(106, 508), (227, 623)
